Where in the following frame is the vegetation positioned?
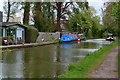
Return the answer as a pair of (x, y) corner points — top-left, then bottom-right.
(36, 39), (60, 43)
(3, 0), (20, 22)
(59, 40), (118, 78)
(103, 1), (120, 37)
(67, 6), (103, 38)
(26, 26), (39, 43)
(23, 2), (30, 25)
(0, 49), (12, 53)
(2, 36), (16, 45)
(3, 1), (119, 39)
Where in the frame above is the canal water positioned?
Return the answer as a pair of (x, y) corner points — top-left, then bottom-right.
(0, 39), (111, 78)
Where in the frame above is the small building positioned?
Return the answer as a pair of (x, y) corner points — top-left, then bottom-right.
(0, 22), (27, 44)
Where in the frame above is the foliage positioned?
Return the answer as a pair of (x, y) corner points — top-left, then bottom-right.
(2, 49), (12, 53)
(2, 36), (16, 45)
(26, 26), (39, 43)
(103, 2), (120, 37)
(66, 6), (103, 38)
(33, 2), (55, 32)
(59, 40), (118, 78)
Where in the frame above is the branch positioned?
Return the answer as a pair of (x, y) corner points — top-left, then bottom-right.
(61, 2), (72, 13)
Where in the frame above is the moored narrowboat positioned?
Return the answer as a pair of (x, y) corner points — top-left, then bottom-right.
(60, 34), (78, 42)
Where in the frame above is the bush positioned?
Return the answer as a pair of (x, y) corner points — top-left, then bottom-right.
(26, 26), (39, 43)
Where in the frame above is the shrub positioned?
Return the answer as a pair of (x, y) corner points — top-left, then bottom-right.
(26, 26), (39, 43)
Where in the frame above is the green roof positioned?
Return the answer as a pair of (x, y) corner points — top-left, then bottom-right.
(2, 22), (28, 28)
(6, 22), (28, 28)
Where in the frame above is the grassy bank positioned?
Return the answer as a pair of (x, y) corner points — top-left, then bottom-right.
(36, 39), (60, 43)
(59, 40), (118, 78)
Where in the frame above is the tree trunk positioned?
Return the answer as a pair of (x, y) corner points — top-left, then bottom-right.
(55, 2), (62, 32)
(6, 1), (11, 22)
(47, 3), (51, 19)
(23, 2), (30, 25)
(34, 2), (42, 31)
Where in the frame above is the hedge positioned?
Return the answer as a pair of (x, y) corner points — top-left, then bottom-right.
(26, 26), (39, 43)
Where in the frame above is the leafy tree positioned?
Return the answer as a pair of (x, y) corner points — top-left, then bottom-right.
(3, 0), (20, 22)
(23, 2), (30, 25)
(102, 2), (119, 36)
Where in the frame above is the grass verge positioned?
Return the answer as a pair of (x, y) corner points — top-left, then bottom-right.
(36, 39), (60, 43)
(59, 40), (118, 78)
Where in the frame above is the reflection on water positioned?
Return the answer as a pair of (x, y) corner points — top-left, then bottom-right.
(1, 39), (111, 78)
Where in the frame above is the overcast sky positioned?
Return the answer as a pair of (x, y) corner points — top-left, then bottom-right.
(0, 0), (3, 11)
(0, 0), (104, 12)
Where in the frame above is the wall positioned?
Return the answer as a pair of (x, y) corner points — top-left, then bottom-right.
(36, 32), (60, 41)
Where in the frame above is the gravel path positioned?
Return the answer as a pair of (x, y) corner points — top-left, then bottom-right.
(89, 46), (119, 78)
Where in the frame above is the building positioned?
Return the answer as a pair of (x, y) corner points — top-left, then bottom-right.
(3, 13), (22, 23)
(1, 22), (27, 44)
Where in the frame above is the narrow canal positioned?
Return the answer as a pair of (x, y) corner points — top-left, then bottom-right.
(1, 39), (111, 78)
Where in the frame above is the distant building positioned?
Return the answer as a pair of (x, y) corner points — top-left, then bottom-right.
(3, 13), (22, 23)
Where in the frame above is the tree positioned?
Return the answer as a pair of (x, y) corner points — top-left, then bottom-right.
(102, 2), (119, 36)
(33, 2), (42, 31)
(6, 0), (10, 22)
(52, 2), (89, 32)
(23, 2), (30, 25)
(3, 0), (19, 22)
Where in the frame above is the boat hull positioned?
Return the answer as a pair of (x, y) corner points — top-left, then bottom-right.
(60, 34), (78, 42)
(106, 39), (114, 41)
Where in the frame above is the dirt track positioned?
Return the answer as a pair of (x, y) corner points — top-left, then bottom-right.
(89, 46), (119, 78)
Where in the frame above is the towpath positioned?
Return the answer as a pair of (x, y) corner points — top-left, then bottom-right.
(89, 46), (119, 78)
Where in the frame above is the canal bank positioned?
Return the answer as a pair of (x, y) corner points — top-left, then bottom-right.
(59, 40), (118, 78)
(0, 41), (59, 50)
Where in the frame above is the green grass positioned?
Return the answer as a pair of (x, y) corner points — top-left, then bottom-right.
(36, 39), (60, 43)
(59, 40), (118, 78)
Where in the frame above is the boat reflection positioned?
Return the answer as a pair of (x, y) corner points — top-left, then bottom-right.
(60, 42), (78, 48)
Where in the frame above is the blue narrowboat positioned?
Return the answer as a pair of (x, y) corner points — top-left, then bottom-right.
(60, 34), (78, 42)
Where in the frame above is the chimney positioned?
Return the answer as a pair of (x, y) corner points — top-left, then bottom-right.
(0, 11), (3, 22)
